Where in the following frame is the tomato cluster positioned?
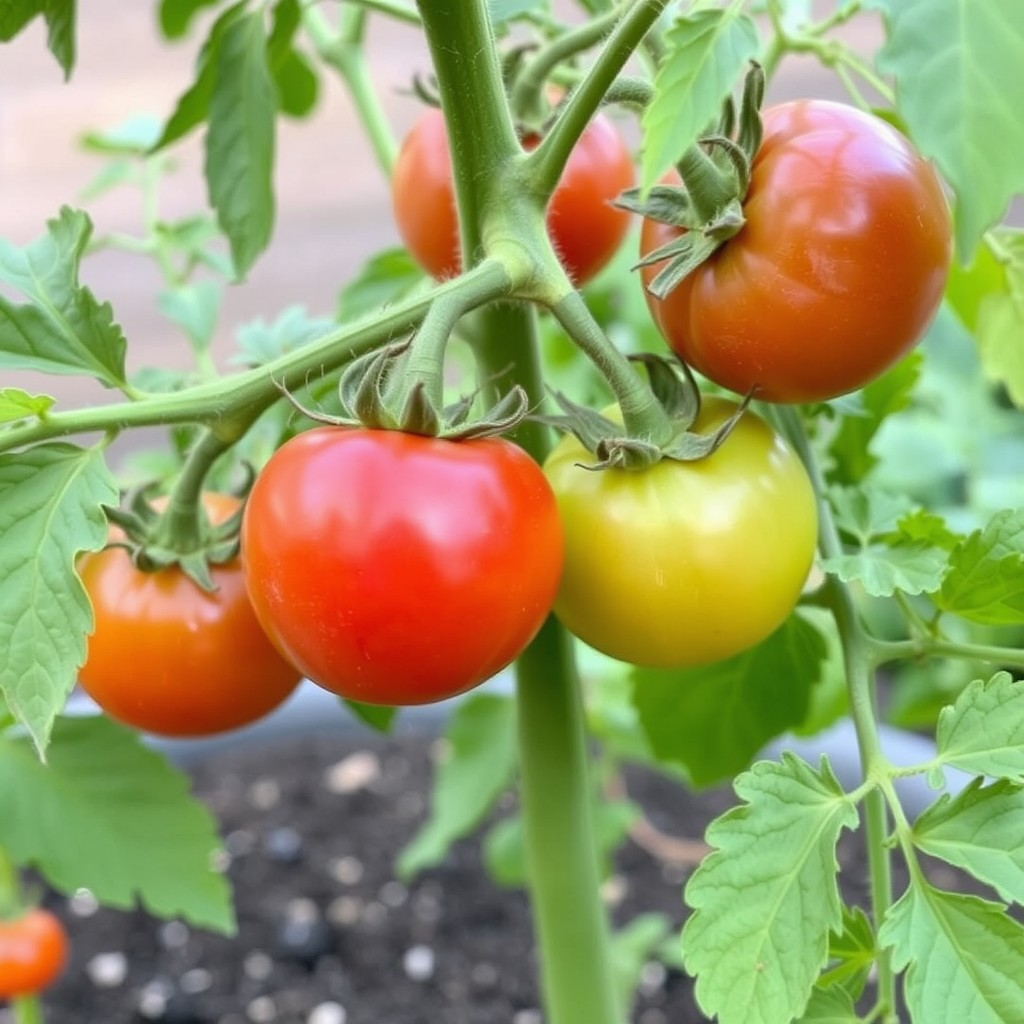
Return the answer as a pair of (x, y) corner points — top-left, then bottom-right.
(0, 908), (67, 1000)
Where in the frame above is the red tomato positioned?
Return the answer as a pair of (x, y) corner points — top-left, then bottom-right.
(640, 100), (952, 403)
(0, 908), (68, 999)
(78, 493), (302, 738)
(391, 107), (634, 286)
(241, 428), (564, 706)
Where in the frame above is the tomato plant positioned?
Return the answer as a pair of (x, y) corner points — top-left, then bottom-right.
(544, 398), (817, 666)
(641, 100), (952, 403)
(0, 908), (68, 1000)
(77, 493), (302, 738)
(391, 106), (634, 286)
(241, 428), (564, 706)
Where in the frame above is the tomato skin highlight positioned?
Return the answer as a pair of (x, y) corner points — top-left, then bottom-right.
(391, 107), (634, 286)
(543, 399), (818, 668)
(0, 908), (68, 999)
(78, 494), (302, 738)
(641, 100), (952, 403)
(242, 428), (564, 706)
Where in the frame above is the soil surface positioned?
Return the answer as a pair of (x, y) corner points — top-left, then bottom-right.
(17, 729), (965, 1023)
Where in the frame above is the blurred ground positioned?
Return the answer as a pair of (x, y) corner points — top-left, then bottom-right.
(0, 2), (877, 449)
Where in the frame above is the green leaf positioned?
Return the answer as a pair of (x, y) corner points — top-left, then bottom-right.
(795, 985), (860, 1024)
(0, 388), (54, 424)
(874, 0), (1024, 261)
(949, 231), (1024, 408)
(641, 9), (760, 191)
(820, 544), (948, 598)
(396, 694), (517, 879)
(683, 755), (858, 1024)
(337, 247), (426, 323)
(611, 913), (672, 1018)
(828, 353), (922, 484)
(0, 1), (39, 41)
(233, 305), (334, 366)
(879, 883), (1024, 1022)
(633, 614), (827, 788)
(158, 0), (223, 39)
(158, 281), (222, 356)
(828, 485), (910, 542)
(205, 10), (276, 277)
(938, 510), (1024, 624)
(81, 114), (164, 156)
(934, 672), (1024, 782)
(0, 716), (234, 932)
(0, 444), (117, 752)
(153, 1), (249, 151)
(818, 905), (876, 1002)
(42, 0), (75, 77)
(267, 0), (318, 118)
(483, 798), (636, 888)
(914, 779), (1024, 905)
(343, 699), (397, 734)
(0, 208), (128, 388)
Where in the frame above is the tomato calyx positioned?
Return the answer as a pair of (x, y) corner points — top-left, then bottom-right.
(617, 63), (765, 300)
(102, 482), (246, 590)
(540, 353), (752, 470)
(284, 341), (532, 442)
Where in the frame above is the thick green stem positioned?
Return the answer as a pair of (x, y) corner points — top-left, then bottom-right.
(13, 997), (43, 1024)
(472, 301), (619, 1024)
(416, 0), (521, 267)
(550, 291), (671, 445)
(776, 406), (897, 1019)
(0, 263), (511, 455)
(527, 0), (667, 197)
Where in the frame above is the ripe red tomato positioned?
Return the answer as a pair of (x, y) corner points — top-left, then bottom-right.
(241, 428), (564, 705)
(0, 908), (68, 999)
(640, 100), (952, 403)
(78, 493), (302, 738)
(392, 107), (634, 286)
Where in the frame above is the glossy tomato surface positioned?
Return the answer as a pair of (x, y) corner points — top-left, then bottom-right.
(543, 399), (817, 667)
(392, 107), (634, 286)
(641, 101), (952, 403)
(242, 428), (564, 705)
(0, 908), (68, 999)
(78, 493), (302, 738)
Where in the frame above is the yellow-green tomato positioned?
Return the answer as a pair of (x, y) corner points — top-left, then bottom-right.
(543, 398), (818, 667)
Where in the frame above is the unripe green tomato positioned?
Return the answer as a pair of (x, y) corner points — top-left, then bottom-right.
(543, 398), (818, 667)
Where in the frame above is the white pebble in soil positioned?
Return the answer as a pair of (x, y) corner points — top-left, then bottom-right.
(379, 880), (407, 908)
(248, 777), (282, 810)
(159, 920), (190, 950)
(513, 1011), (543, 1024)
(307, 1003), (347, 1024)
(68, 887), (99, 917)
(180, 967), (214, 994)
(137, 979), (173, 1019)
(403, 944), (436, 982)
(640, 1009), (668, 1024)
(470, 962), (500, 989)
(243, 950), (275, 982)
(225, 829), (257, 857)
(323, 751), (380, 794)
(327, 855), (364, 885)
(86, 951), (128, 988)
(327, 896), (362, 926)
(247, 995), (277, 1022)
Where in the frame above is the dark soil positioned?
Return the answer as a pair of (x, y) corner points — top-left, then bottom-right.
(18, 729), (966, 1023)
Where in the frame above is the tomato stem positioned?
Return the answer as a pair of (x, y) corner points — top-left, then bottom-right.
(12, 997), (43, 1024)
(0, 846), (20, 915)
(871, 636), (1024, 672)
(549, 291), (673, 448)
(508, 7), (621, 126)
(526, 0), (667, 200)
(775, 406), (899, 1019)
(303, 5), (399, 178)
(0, 262), (512, 456)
